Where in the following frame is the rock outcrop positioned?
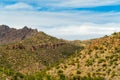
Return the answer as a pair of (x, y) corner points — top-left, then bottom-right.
(0, 25), (38, 44)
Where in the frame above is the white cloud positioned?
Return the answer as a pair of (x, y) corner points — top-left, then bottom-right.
(52, 0), (120, 8)
(0, 3), (120, 40)
(4, 2), (34, 10)
(40, 23), (120, 40)
(2, 0), (120, 8)
(0, 10), (120, 27)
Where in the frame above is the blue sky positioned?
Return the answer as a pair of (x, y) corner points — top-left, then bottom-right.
(0, 0), (120, 40)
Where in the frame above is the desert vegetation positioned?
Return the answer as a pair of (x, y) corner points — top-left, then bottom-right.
(0, 26), (120, 80)
(47, 32), (120, 80)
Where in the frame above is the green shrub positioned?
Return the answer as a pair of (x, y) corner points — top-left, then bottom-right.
(76, 70), (81, 74)
(59, 74), (66, 80)
(58, 69), (63, 74)
(86, 58), (94, 66)
(98, 58), (105, 63)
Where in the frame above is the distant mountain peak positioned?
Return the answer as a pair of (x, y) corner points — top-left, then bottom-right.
(0, 25), (38, 44)
(0, 25), (10, 30)
(23, 26), (29, 29)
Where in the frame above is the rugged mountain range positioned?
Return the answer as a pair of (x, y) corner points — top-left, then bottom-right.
(0, 25), (82, 80)
(0, 25), (38, 44)
(0, 25), (120, 80)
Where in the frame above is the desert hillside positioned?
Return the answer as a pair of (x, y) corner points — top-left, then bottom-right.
(47, 32), (120, 80)
(0, 26), (120, 80)
(0, 25), (82, 80)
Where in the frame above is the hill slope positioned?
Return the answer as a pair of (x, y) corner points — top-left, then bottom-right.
(0, 25), (82, 76)
(47, 32), (120, 80)
(1, 25), (120, 80)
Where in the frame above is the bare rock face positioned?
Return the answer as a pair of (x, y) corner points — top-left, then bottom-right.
(0, 25), (38, 44)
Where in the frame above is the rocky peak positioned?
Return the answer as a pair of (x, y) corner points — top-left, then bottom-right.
(22, 26), (38, 32)
(0, 25), (38, 44)
(0, 25), (10, 31)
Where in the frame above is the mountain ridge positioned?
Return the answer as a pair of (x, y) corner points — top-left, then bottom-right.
(0, 25), (38, 44)
(0, 25), (119, 80)
(0, 25), (82, 77)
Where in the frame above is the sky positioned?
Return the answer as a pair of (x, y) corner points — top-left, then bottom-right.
(0, 0), (120, 40)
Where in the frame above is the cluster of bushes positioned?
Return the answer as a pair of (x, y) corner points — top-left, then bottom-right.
(86, 58), (94, 66)
(0, 69), (105, 80)
(0, 67), (24, 80)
